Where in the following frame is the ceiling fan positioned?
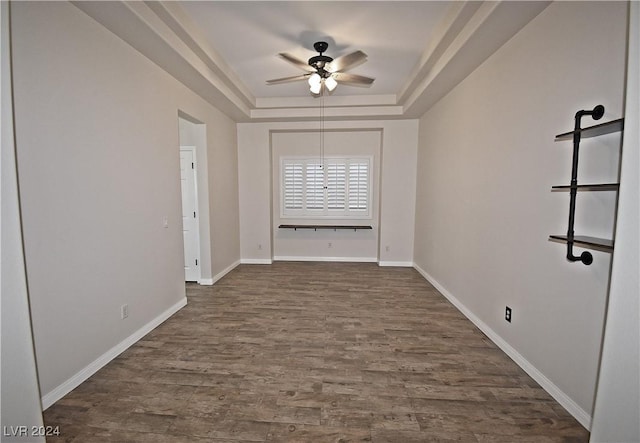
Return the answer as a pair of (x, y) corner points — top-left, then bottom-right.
(266, 41), (375, 95)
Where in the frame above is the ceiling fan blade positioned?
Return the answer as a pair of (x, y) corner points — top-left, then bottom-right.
(327, 50), (367, 73)
(266, 74), (310, 85)
(278, 53), (315, 72)
(332, 72), (375, 86)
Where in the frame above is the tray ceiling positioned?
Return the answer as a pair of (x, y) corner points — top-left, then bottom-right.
(74, 1), (550, 121)
(180, 1), (452, 98)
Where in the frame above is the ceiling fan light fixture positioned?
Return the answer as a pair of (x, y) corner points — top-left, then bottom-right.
(309, 82), (322, 95)
(267, 41), (374, 95)
(325, 76), (337, 92)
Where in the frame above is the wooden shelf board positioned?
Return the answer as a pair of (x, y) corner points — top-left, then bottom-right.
(549, 234), (614, 252)
(279, 224), (372, 231)
(551, 183), (619, 192)
(555, 118), (624, 141)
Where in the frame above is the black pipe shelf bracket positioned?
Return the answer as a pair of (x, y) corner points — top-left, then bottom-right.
(550, 105), (623, 265)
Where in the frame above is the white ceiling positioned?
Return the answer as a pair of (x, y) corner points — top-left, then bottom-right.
(75, 1), (551, 121)
(179, 1), (453, 98)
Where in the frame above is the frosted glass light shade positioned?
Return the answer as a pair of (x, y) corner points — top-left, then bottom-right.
(310, 81), (322, 95)
(325, 76), (337, 91)
(308, 73), (321, 87)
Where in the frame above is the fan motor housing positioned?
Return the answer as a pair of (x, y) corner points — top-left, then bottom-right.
(308, 55), (332, 71)
(309, 41), (333, 75)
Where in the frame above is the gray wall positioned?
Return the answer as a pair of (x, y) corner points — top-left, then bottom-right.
(271, 130), (381, 261)
(1, 2), (45, 440)
(414, 1), (627, 427)
(590, 2), (640, 441)
(238, 120), (418, 266)
(10, 1), (240, 403)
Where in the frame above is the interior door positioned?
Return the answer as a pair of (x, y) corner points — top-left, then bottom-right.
(180, 147), (200, 281)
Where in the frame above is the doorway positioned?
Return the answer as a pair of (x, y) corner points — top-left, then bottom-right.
(178, 112), (211, 284)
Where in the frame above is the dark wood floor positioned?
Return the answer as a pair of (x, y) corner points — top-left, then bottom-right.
(44, 262), (588, 442)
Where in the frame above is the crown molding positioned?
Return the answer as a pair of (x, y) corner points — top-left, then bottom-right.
(256, 94), (397, 109)
(251, 105), (404, 122)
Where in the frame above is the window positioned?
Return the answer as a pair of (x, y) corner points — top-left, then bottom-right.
(281, 156), (371, 219)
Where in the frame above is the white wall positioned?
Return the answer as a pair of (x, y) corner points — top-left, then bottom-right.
(590, 2), (640, 441)
(238, 120), (417, 265)
(414, 1), (627, 428)
(1, 2), (45, 440)
(10, 1), (240, 404)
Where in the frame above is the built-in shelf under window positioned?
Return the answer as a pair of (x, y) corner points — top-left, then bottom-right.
(279, 224), (372, 232)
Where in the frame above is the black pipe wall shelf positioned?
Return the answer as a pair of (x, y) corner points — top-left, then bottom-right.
(549, 235), (614, 253)
(551, 183), (620, 192)
(555, 118), (624, 141)
(549, 105), (623, 265)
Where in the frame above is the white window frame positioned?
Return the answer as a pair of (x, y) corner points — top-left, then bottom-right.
(280, 156), (372, 219)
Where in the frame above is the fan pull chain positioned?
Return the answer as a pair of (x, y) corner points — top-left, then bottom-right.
(320, 87), (325, 170)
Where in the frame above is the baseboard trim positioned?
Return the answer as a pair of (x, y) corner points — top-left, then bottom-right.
(198, 278), (214, 285)
(412, 263), (592, 430)
(273, 256), (378, 263)
(41, 297), (187, 410)
(207, 259), (240, 285)
(240, 258), (273, 265)
(378, 261), (413, 267)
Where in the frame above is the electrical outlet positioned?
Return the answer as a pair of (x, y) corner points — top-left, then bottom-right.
(505, 306), (512, 323)
(385, 245), (390, 252)
(258, 244), (262, 250)
(328, 242), (332, 248)
(121, 304), (129, 320)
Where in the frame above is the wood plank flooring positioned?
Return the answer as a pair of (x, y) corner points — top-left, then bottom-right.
(44, 262), (589, 442)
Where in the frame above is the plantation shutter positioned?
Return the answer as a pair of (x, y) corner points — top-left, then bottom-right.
(281, 157), (370, 218)
(327, 162), (346, 210)
(305, 163), (324, 210)
(283, 162), (303, 210)
(348, 161), (369, 211)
